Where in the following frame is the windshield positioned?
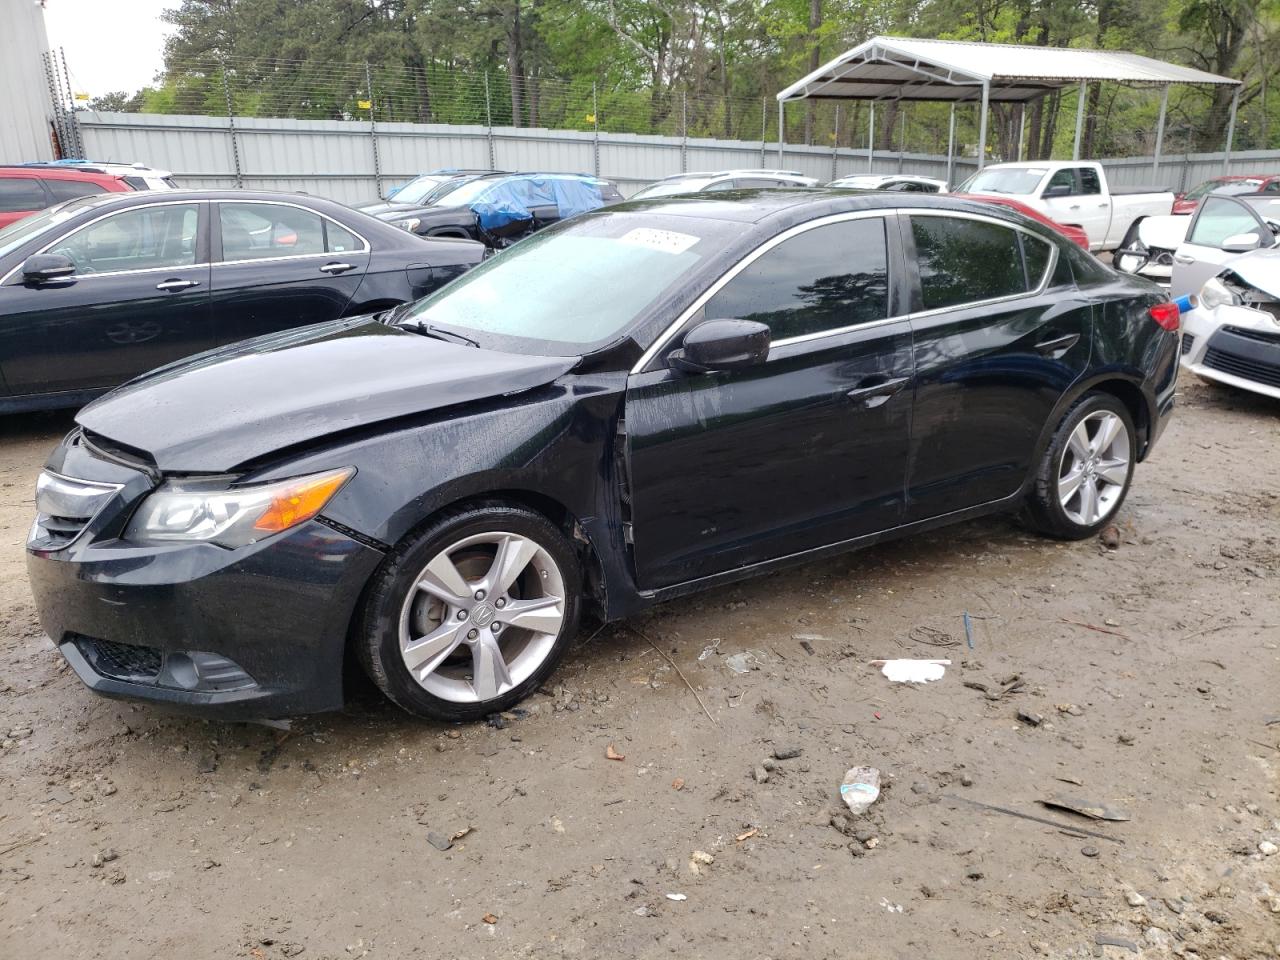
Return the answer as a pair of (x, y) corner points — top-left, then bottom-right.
(388, 175), (449, 204)
(631, 178), (714, 199)
(1207, 179), (1266, 198)
(401, 213), (711, 349)
(956, 167), (1049, 195)
(434, 177), (509, 207)
(420, 177), (477, 205)
(0, 197), (99, 260)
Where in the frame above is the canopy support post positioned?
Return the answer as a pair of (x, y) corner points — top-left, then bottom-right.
(946, 102), (956, 186)
(867, 100), (876, 172)
(1222, 86), (1240, 175)
(1073, 80), (1086, 160)
(778, 100), (785, 164)
(976, 82), (990, 170)
(1017, 103), (1027, 162)
(1152, 85), (1169, 179)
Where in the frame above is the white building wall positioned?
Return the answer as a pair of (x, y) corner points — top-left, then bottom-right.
(0, 0), (56, 163)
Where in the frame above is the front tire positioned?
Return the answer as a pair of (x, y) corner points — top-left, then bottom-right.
(356, 503), (581, 722)
(1023, 392), (1136, 540)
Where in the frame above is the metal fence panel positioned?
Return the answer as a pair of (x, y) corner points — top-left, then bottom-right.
(77, 110), (1280, 205)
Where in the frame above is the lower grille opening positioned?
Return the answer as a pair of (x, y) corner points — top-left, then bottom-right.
(1180, 333), (1196, 356)
(75, 636), (162, 682)
(70, 635), (257, 692)
(1203, 347), (1280, 388)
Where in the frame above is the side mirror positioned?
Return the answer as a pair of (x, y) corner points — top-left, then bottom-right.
(22, 253), (76, 284)
(1221, 233), (1262, 253)
(670, 319), (770, 373)
(1042, 184), (1072, 199)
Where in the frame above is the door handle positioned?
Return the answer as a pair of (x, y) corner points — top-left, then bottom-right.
(1173, 253), (1195, 264)
(846, 376), (910, 408)
(319, 262), (355, 275)
(1033, 332), (1081, 357)
(155, 278), (200, 291)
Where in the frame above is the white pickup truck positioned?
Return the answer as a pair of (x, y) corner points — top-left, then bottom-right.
(954, 161), (1174, 252)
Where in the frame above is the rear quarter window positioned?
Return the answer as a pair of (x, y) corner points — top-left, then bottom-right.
(44, 178), (110, 202)
(0, 177), (48, 213)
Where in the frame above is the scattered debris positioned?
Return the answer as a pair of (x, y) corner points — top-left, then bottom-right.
(1094, 933), (1138, 954)
(697, 639), (722, 661)
(1259, 840), (1278, 856)
(798, 638), (815, 656)
(671, 778), (684, 791)
(942, 794), (1125, 844)
(1016, 709), (1044, 727)
(873, 659), (949, 683)
(1056, 703), (1084, 716)
(963, 675), (1025, 700)
(752, 765), (769, 784)
(724, 652), (758, 674)
(772, 746), (802, 760)
(482, 913), (498, 924)
(840, 766), (882, 815)
(963, 611), (975, 650)
(665, 893), (687, 902)
(1060, 618), (1133, 641)
(1099, 524), (1121, 550)
(1124, 890), (1146, 907)
(735, 828), (758, 843)
(90, 849), (119, 868)
(626, 625), (717, 725)
(1040, 795), (1132, 822)
(907, 625), (959, 648)
(427, 833), (453, 852)
(605, 744), (625, 762)
(1117, 732), (1136, 746)
(1081, 846), (1100, 858)
(45, 787), (73, 805)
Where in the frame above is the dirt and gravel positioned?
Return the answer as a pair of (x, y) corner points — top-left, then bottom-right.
(1, 380), (1278, 960)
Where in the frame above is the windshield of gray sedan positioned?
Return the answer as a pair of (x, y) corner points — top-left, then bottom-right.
(402, 214), (709, 345)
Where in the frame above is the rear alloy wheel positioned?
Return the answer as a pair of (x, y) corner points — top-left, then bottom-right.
(1024, 393), (1136, 540)
(359, 505), (580, 721)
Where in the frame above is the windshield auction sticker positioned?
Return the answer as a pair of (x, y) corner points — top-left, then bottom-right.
(618, 228), (700, 255)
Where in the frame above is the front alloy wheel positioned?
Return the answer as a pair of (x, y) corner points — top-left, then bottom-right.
(359, 504), (581, 721)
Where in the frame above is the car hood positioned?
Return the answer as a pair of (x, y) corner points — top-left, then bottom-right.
(1221, 246), (1280, 297)
(1133, 214), (1191, 251)
(76, 317), (576, 473)
(374, 204), (471, 224)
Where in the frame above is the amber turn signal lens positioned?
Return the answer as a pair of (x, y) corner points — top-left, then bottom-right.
(252, 468), (354, 533)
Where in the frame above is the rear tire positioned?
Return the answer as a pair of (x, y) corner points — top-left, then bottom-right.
(356, 503), (581, 722)
(1022, 392), (1136, 540)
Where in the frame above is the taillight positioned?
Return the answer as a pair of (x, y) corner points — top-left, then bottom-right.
(1149, 301), (1180, 331)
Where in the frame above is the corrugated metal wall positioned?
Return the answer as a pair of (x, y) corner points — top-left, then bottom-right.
(77, 110), (1274, 203)
(1, 0), (56, 163)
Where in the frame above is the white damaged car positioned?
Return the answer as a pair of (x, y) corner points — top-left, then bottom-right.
(1179, 250), (1280, 400)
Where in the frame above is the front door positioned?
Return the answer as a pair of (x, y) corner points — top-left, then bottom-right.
(1170, 195), (1273, 299)
(0, 200), (212, 398)
(211, 200), (370, 343)
(903, 212), (1094, 520)
(625, 214), (914, 590)
(1040, 166), (1111, 249)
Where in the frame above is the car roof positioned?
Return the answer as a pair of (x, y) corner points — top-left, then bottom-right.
(0, 165), (126, 182)
(610, 187), (1038, 227)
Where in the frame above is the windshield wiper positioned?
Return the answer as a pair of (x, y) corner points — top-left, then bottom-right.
(402, 320), (480, 348)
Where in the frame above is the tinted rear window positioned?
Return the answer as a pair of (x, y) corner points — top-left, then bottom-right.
(45, 178), (109, 202)
(0, 178), (47, 213)
(911, 216), (1028, 310)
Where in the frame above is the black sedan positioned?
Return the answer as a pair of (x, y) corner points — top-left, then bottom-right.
(27, 190), (1179, 723)
(376, 172), (624, 246)
(0, 189), (485, 412)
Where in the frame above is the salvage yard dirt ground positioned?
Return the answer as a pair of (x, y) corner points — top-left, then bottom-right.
(1, 380), (1278, 960)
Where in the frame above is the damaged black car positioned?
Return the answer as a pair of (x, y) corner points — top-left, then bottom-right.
(28, 190), (1179, 722)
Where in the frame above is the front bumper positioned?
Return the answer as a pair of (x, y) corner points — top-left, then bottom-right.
(1180, 304), (1280, 400)
(26, 436), (385, 719)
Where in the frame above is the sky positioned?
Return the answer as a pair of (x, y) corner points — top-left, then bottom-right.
(43, 0), (174, 97)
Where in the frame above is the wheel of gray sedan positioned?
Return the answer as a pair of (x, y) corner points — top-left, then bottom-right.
(357, 503), (581, 721)
(1023, 392), (1136, 540)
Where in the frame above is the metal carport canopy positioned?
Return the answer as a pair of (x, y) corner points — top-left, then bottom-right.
(775, 35), (1242, 175)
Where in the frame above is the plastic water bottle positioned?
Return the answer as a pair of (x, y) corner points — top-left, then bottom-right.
(840, 766), (881, 815)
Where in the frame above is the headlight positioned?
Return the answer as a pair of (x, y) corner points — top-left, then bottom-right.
(393, 217), (421, 232)
(1198, 276), (1241, 310)
(125, 467), (353, 548)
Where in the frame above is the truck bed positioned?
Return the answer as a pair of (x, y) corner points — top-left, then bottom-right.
(1110, 185), (1174, 196)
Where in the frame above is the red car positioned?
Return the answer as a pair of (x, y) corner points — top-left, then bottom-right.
(953, 193), (1091, 250)
(1172, 174), (1280, 215)
(0, 167), (135, 228)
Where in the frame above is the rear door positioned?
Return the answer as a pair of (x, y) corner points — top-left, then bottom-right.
(625, 213), (915, 589)
(0, 200), (212, 397)
(210, 200), (371, 342)
(903, 211), (1093, 520)
(0, 175), (50, 228)
(1171, 195), (1272, 299)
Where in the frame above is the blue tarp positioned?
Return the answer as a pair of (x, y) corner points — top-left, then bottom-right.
(471, 175), (605, 232)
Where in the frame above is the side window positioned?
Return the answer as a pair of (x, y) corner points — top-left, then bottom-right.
(734, 178), (785, 189)
(702, 179), (739, 192)
(44, 179), (109, 202)
(1263, 180), (1280, 194)
(49, 203), (200, 275)
(1078, 168), (1102, 195)
(325, 220), (361, 253)
(1021, 234), (1053, 287)
(911, 216), (1027, 310)
(1188, 196), (1266, 248)
(702, 218), (889, 341)
(219, 202), (325, 262)
(0, 178), (48, 213)
(1044, 168), (1078, 196)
